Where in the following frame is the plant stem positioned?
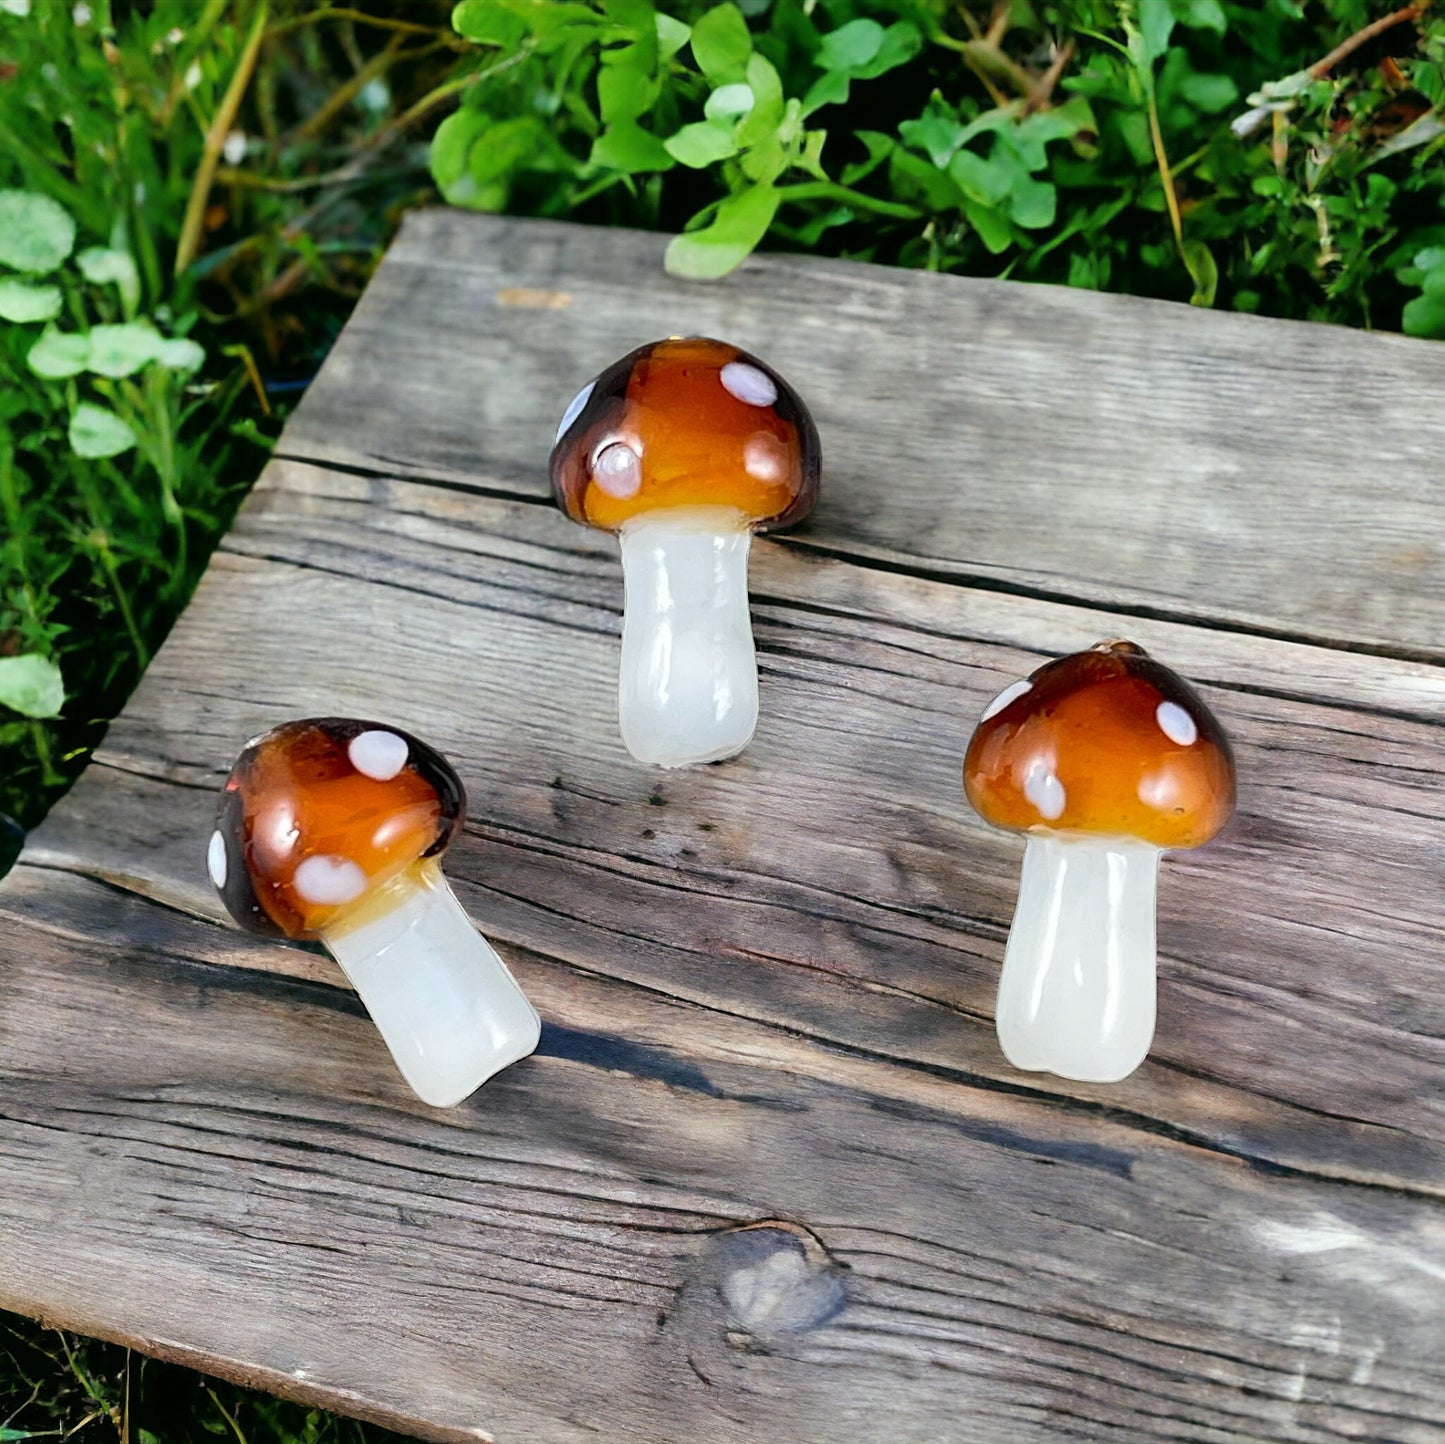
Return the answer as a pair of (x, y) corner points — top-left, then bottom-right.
(0, 441), (52, 669)
(146, 369), (190, 592)
(1025, 39), (1074, 114)
(0, 440), (28, 591)
(777, 181), (920, 219)
(140, 370), (183, 532)
(1146, 91), (1186, 256)
(380, 49), (535, 138)
(96, 536), (148, 671)
(221, 343), (272, 415)
(265, 7), (451, 39)
(568, 172), (629, 208)
(291, 30), (407, 143)
(175, 2), (269, 278)
(1309, 3), (1424, 78)
(74, 476), (149, 671)
(204, 1389), (247, 1444)
(159, 0), (232, 126)
(29, 723), (62, 791)
(213, 159), (365, 191)
(931, 31), (1036, 101)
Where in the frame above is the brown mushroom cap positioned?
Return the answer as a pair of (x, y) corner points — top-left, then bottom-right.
(210, 718), (464, 940)
(549, 336), (820, 533)
(963, 641), (1236, 850)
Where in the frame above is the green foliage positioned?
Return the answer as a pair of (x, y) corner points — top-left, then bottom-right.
(0, 0), (457, 834)
(434, 0), (929, 275)
(1400, 244), (1445, 335)
(0, 164), (256, 819)
(0, 279), (60, 323)
(0, 654), (63, 718)
(0, 3), (258, 831)
(431, 0), (1445, 324)
(0, 189), (75, 273)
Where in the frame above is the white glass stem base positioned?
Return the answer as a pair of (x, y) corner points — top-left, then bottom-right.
(995, 835), (1161, 1084)
(617, 510), (758, 768)
(323, 863), (541, 1107)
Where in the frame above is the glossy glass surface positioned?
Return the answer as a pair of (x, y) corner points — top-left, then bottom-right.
(327, 859), (541, 1106)
(964, 641), (1235, 850)
(617, 514), (757, 767)
(996, 835), (1159, 1083)
(550, 337), (820, 533)
(212, 717), (463, 939)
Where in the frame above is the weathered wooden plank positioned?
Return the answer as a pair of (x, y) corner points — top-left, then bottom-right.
(281, 209), (1445, 658)
(18, 464), (1444, 1200)
(3, 868), (1443, 1444)
(4, 210), (1443, 1442)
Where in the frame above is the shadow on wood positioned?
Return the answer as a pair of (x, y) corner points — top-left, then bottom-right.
(1, 211), (1442, 1444)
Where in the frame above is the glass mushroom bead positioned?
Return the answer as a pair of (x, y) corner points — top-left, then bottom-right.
(208, 718), (540, 1107)
(550, 336), (821, 768)
(963, 642), (1236, 1084)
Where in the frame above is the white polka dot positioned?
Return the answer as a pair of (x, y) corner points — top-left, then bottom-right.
(743, 433), (787, 483)
(555, 380), (595, 443)
(1156, 700), (1198, 747)
(1023, 758), (1066, 821)
(593, 441), (642, 498)
(348, 729), (409, 781)
(981, 678), (1032, 722)
(207, 829), (228, 890)
(293, 855), (367, 907)
(720, 360), (777, 408)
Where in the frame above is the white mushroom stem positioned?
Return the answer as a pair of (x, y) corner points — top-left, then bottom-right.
(994, 834), (1161, 1084)
(322, 861), (540, 1107)
(616, 507), (758, 768)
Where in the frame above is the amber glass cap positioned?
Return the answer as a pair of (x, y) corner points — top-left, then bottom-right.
(211, 718), (464, 940)
(963, 641), (1236, 850)
(549, 336), (820, 533)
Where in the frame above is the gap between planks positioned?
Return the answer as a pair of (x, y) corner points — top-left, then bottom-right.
(272, 450), (1445, 675)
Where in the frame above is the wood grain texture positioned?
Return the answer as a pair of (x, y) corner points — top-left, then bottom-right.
(5, 869), (1444, 1444)
(3, 210), (1443, 1443)
(282, 210), (1445, 657)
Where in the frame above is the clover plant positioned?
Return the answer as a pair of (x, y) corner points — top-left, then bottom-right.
(0, 186), (224, 781)
(431, 0), (1445, 330)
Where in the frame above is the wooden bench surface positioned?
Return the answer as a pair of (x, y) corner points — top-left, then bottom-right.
(2, 209), (1443, 1443)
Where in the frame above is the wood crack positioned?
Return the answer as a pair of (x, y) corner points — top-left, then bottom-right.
(6, 857), (1440, 1204)
(782, 538), (1445, 669)
(269, 452), (1445, 670)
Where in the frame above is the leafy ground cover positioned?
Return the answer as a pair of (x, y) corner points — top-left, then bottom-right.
(0, 0), (458, 849)
(2, 1), (1442, 1439)
(435, 0), (1445, 314)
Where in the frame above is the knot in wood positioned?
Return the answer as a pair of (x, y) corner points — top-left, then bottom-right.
(691, 1222), (847, 1343)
